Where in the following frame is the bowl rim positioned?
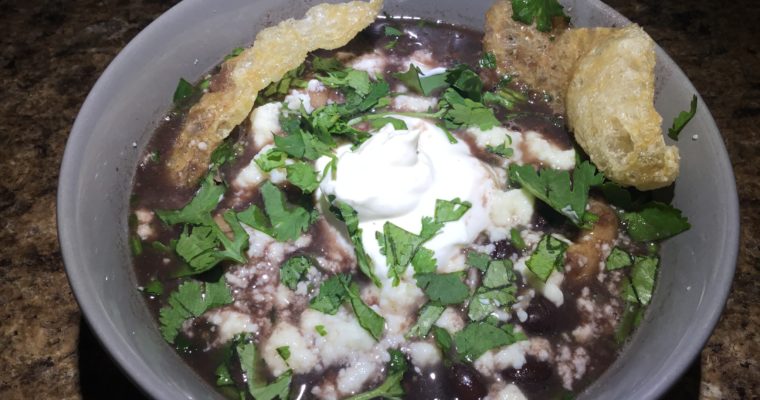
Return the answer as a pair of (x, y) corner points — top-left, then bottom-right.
(57, 0), (740, 399)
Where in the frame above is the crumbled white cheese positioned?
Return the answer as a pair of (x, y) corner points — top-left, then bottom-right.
(349, 51), (386, 79)
(486, 383), (528, 400)
(263, 321), (319, 375)
(134, 208), (155, 240)
(250, 102), (282, 149)
(285, 89), (313, 113)
(205, 309), (259, 344)
(514, 256), (565, 307)
(391, 94), (438, 112)
(523, 131), (576, 170)
(407, 341), (442, 368)
(474, 341), (530, 378)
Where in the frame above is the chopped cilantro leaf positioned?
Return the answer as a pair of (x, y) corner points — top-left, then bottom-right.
(483, 259), (515, 289)
(419, 216), (444, 241)
(468, 286), (517, 322)
(209, 139), (237, 169)
(258, 65), (307, 103)
(315, 325), (328, 336)
(415, 273), (470, 305)
(510, 0), (569, 32)
(173, 78), (195, 105)
(224, 47), (244, 61)
(454, 322), (523, 362)
(369, 116), (408, 130)
(237, 204), (274, 237)
(606, 247), (633, 271)
(479, 52), (497, 69)
(236, 336), (293, 400)
(345, 350), (407, 400)
(630, 256), (659, 305)
(255, 148), (288, 172)
(309, 274), (350, 314)
(614, 302), (643, 344)
(407, 303), (445, 338)
(446, 64), (484, 102)
(311, 56), (343, 73)
(393, 64), (424, 94)
(215, 344), (235, 386)
(342, 281), (386, 340)
(439, 88), (500, 131)
(508, 161), (605, 228)
(280, 256), (312, 290)
(483, 87), (527, 111)
(276, 346), (291, 361)
(156, 173), (224, 226)
(382, 222), (426, 284)
(621, 202), (691, 241)
(276, 111), (332, 161)
(330, 201), (381, 286)
(142, 279), (163, 296)
(510, 228), (526, 250)
(285, 162), (320, 193)
(318, 68), (372, 96)
(466, 251), (491, 272)
(668, 95), (698, 140)
(486, 141), (514, 157)
(411, 247), (438, 275)
(253, 181), (317, 242)
(159, 277), (233, 343)
(434, 198), (472, 223)
(130, 235), (143, 256)
(174, 210), (249, 273)
(526, 234), (567, 281)
(384, 26), (403, 36)
(432, 325), (454, 356)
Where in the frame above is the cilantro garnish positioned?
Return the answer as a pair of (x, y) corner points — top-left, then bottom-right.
(345, 349), (408, 400)
(605, 247), (633, 271)
(415, 273), (470, 305)
(254, 148), (288, 172)
(159, 277), (233, 343)
(510, 0), (569, 32)
(236, 335), (293, 400)
(483, 259), (515, 289)
(468, 287), (516, 322)
(172, 78), (197, 106)
(279, 256), (312, 290)
(438, 88), (500, 131)
(209, 139), (239, 169)
(479, 52), (497, 69)
(621, 202), (691, 241)
(309, 274), (350, 315)
(508, 161), (605, 228)
(411, 247), (437, 275)
(510, 228), (526, 250)
(392, 64), (450, 96)
(432, 325), (454, 356)
(142, 279), (163, 296)
(130, 235), (143, 256)
(668, 95), (698, 140)
(315, 325), (328, 336)
(526, 234), (568, 281)
(629, 256), (659, 305)
(454, 322), (525, 362)
(238, 181), (317, 242)
(330, 200), (381, 286)
(258, 64), (307, 104)
(434, 198), (472, 223)
(384, 25), (404, 49)
(285, 162), (319, 193)
(614, 302), (643, 344)
(275, 111), (332, 161)
(318, 68), (372, 96)
(311, 56), (343, 73)
(486, 141), (514, 158)
(309, 274), (385, 340)
(483, 87), (526, 111)
(223, 47), (244, 61)
(466, 251), (491, 272)
(276, 346), (291, 361)
(156, 173), (224, 226)
(369, 116), (408, 130)
(446, 64), (485, 102)
(407, 303), (446, 338)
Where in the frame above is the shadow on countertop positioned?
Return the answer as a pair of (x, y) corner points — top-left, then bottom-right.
(77, 320), (700, 400)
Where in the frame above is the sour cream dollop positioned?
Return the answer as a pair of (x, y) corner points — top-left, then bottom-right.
(318, 116), (508, 278)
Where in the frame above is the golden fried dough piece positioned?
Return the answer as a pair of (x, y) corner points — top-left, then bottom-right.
(483, 0), (614, 111)
(166, 0), (384, 187)
(566, 25), (679, 190)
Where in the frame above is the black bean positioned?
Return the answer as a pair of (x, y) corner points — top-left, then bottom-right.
(448, 363), (487, 400)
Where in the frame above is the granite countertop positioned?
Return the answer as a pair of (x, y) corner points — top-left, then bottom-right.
(0, 0), (757, 399)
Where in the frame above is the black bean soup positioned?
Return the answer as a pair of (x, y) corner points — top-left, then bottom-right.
(131, 18), (662, 400)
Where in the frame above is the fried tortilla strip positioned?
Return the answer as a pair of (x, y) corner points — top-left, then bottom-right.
(566, 26), (679, 190)
(483, 0), (614, 112)
(167, 0), (384, 187)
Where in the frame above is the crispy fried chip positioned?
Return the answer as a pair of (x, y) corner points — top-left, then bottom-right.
(566, 26), (679, 190)
(167, 0), (384, 187)
(484, 0), (679, 190)
(483, 0), (614, 112)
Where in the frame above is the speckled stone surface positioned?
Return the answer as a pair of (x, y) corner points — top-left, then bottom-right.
(0, 0), (756, 399)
